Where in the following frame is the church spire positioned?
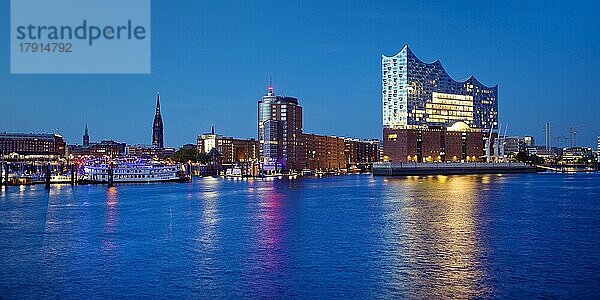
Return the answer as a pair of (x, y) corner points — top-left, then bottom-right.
(155, 92), (161, 115)
(152, 92), (164, 148)
(83, 123), (90, 147)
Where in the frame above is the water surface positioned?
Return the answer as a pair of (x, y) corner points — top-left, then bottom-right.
(1, 173), (599, 298)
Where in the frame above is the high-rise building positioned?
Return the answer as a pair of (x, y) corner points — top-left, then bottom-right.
(382, 46), (499, 162)
(83, 124), (90, 147)
(256, 84), (381, 171)
(257, 86), (303, 170)
(152, 93), (164, 148)
(597, 136), (600, 152)
(382, 45), (498, 130)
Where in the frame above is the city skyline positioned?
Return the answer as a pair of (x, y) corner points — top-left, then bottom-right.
(1, 1), (598, 147)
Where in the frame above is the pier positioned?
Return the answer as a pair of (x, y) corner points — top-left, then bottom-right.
(0, 161), (79, 186)
(372, 162), (538, 176)
(536, 164), (598, 173)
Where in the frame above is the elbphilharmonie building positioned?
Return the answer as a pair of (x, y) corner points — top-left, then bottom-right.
(382, 46), (499, 162)
(382, 45), (498, 130)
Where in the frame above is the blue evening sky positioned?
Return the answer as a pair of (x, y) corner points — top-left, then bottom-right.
(1, 0), (599, 148)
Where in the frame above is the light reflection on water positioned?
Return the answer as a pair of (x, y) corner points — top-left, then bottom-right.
(248, 183), (289, 297)
(380, 175), (498, 298)
(103, 187), (118, 253)
(199, 178), (220, 252)
(0, 174), (599, 298)
(256, 186), (286, 270)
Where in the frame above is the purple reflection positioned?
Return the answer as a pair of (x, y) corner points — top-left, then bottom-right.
(247, 183), (290, 297)
(103, 187), (118, 252)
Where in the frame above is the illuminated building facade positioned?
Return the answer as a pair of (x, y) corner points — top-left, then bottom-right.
(562, 147), (593, 163)
(301, 134), (345, 170)
(197, 126), (258, 165)
(257, 86), (304, 170)
(382, 45), (498, 130)
(382, 46), (498, 162)
(256, 85), (381, 171)
(344, 138), (380, 165)
(125, 145), (175, 159)
(384, 123), (487, 163)
(0, 132), (66, 157)
(70, 125), (125, 157)
(524, 136), (535, 147)
(68, 140), (126, 157)
(503, 137), (526, 154)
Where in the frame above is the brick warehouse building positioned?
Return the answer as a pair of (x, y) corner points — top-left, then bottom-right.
(302, 134), (346, 170)
(383, 123), (494, 162)
(258, 85), (380, 171)
(0, 132), (66, 157)
(344, 138), (380, 165)
(197, 126), (259, 165)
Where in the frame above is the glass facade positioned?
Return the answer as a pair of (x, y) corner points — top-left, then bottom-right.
(382, 45), (498, 131)
(257, 87), (302, 167)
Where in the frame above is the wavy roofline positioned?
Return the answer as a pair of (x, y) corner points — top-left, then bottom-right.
(383, 45), (498, 89)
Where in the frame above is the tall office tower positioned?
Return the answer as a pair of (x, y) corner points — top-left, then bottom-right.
(382, 45), (498, 130)
(257, 85), (303, 170)
(83, 123), (90, 147)
(152, 93), (164, 148)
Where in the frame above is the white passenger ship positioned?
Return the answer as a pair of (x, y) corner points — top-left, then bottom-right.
(82, 159), (188, 183)
(224, 166), (243, 179)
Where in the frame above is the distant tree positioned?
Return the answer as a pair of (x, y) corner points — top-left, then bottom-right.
(172, 147), (199, 163)
(529, 155), (545, 165)
(515, 151), (529, 163)
(197, 152), (210, 164)
(515, 151), (545, 165)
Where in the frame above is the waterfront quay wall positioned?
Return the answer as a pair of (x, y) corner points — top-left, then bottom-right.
(373, 162), (538, 176)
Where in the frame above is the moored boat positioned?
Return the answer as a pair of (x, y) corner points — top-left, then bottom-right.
(301, 169), (313, 176)
(257, 172), (283, 180)
(81, 160), (188, 184)
(287, 170), (299, 180)
(224, 166), (243, 179)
